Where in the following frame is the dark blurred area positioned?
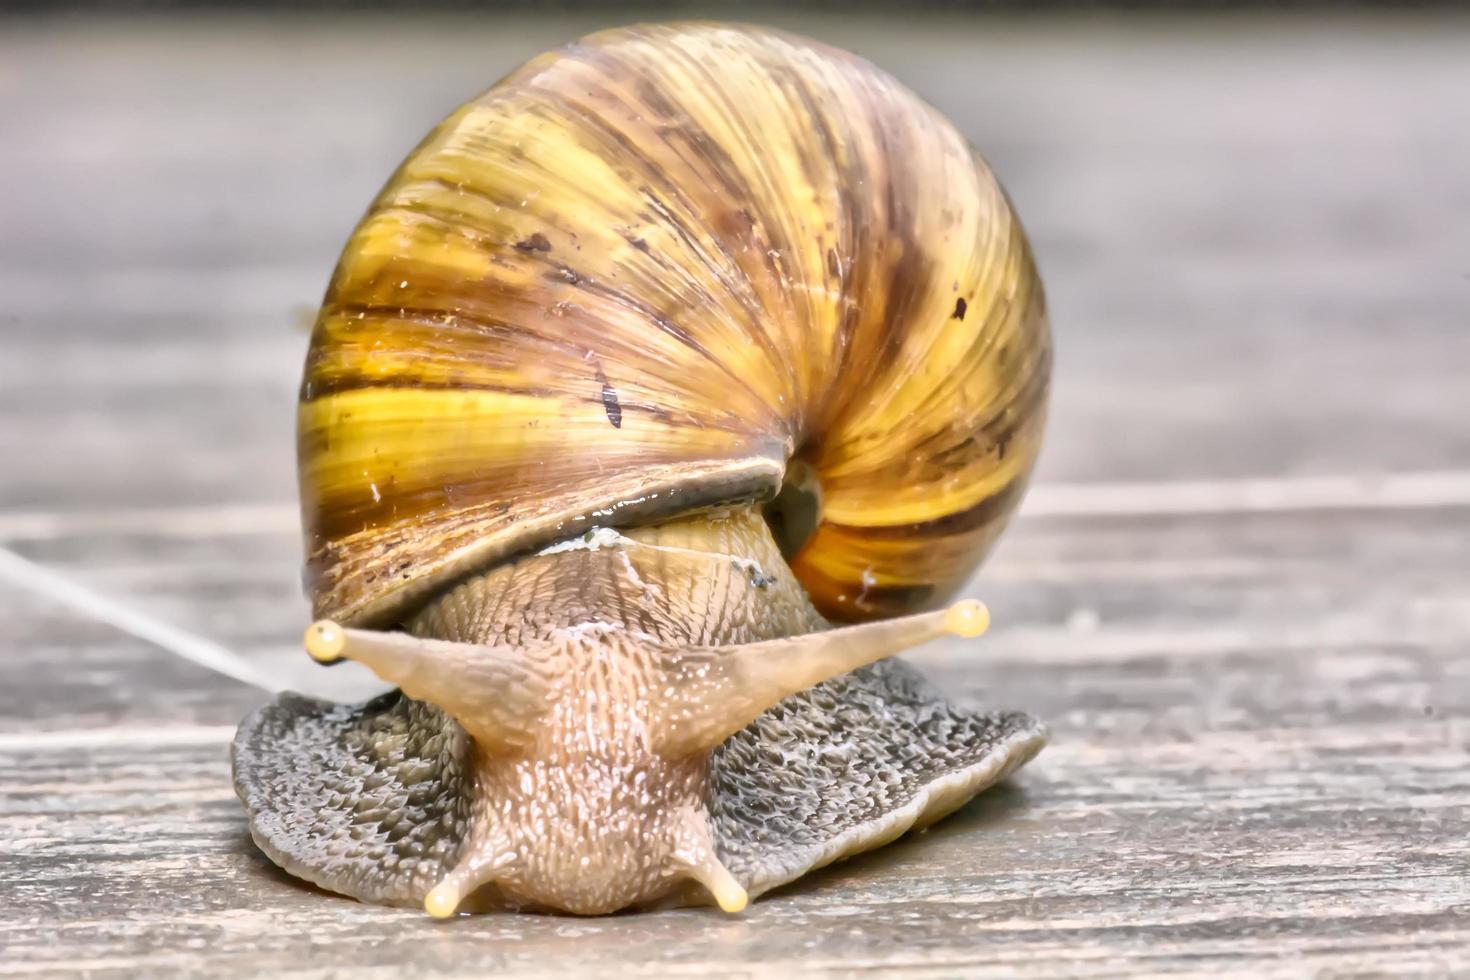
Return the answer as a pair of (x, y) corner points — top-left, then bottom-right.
(5, 0), (1465, 9)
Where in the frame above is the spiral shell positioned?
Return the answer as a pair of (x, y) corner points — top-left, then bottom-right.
(298, 22), (1050, 627)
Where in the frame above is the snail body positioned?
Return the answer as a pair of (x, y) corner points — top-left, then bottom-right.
(233, 22), (1050, 916)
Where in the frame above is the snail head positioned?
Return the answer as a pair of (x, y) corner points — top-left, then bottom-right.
(300, 599), (990, 916)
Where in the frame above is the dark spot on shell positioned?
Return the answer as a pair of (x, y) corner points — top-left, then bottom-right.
(601, 380), (623, 429)
(952, 297), (968, 321)
(515, 233), (552, 253)
(629, 237), (651, 253)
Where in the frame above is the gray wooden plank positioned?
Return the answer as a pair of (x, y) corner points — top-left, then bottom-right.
(0, 314), (304, 509)
(3, 504), (1467, 971)
(2, 692), (1466, 977)
(0, 594), (267, 735)
(973, 507), (1470, 660)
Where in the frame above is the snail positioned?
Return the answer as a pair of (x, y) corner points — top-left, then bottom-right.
(232, 21), (1051, 917)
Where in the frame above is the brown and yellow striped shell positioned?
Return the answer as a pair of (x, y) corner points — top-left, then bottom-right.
(298, 22), (1050, 628)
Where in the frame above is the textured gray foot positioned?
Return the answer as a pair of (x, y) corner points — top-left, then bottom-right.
(707, 659), (1047, 898)
(232, 690), (473, 906)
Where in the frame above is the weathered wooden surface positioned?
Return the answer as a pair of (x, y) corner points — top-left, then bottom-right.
(3, 11), (1469, 978)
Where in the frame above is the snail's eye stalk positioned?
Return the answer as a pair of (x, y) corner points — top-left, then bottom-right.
(653, 600), (991, 755)
(301, 620), (550, 752)
(304, 619), (348, 662)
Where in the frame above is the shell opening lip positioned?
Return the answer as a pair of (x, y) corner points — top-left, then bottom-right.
(314, 457), (786, 630)
(762, 458), (823, 563)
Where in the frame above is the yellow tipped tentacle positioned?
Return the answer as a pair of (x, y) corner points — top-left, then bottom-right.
(299, 622), (551, 751)
(944, 599), (991, 638)
(655, 600), (992, 754)
(685, 855), (749, 914)
(424, 848), (514, 919)
(423, 881), (461, 920)
(669, 808), (750, 914)
(303, 619), (346, 663)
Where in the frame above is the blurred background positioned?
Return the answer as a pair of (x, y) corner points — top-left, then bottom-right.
(3, 2), (1467, 685)
(4, 2), (1470, 974)
(7, 2), (1467, 499)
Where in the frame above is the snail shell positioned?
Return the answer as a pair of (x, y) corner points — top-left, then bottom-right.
(234, 22), (1050, 917)
(298, 21), (1048, 627)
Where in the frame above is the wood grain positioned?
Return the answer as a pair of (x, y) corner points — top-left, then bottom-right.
(3, 677), (1466, 977)
(2, 9), (1468, 978)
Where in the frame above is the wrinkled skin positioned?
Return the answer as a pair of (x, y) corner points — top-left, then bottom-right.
(233, 508), (1047, 914)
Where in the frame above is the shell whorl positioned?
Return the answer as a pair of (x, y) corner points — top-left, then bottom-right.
(298, 22), (1051, 627)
